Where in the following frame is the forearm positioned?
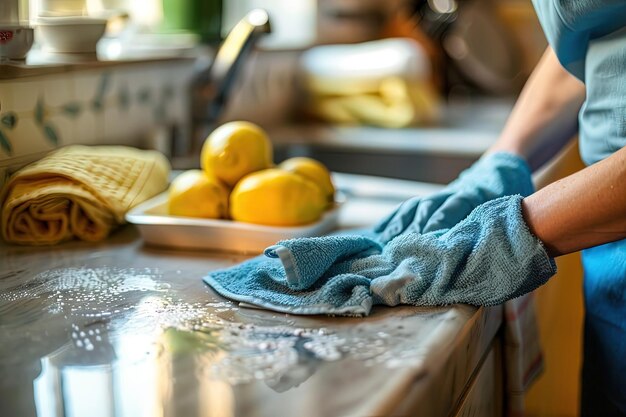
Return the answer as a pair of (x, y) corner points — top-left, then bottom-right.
(488, 47), (586, 170)
(522, 146), (626, 256)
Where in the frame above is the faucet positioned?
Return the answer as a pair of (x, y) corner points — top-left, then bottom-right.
(181, 9), (271, 165)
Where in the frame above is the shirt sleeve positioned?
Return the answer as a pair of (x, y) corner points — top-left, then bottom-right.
(532, 0), (626, 81)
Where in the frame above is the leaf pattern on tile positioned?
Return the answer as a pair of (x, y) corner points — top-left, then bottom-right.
(62, 102), (82, 118)
(1, 112), (17, 129)
(35, 96), (45, 126)
(43, 123), (60, 146)
(137, 88), (151, 104)
(92, 72), (112, 112)
(0, 129), (13, 155)
(118, 85), (130, 110)
(92, 98), (104, 111)
(93, 100), (104, 111)
(163, 84), (175, 99)
(98, 72), (112, 96)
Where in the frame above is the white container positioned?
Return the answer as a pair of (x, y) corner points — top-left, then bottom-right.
(36, 16), (107, 53)
(126, 192), (344, 254)
(300, 38), (433, 96)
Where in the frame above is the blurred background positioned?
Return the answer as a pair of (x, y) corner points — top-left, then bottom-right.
(17, 0), (548, 117)
(2, 1), (584, 415)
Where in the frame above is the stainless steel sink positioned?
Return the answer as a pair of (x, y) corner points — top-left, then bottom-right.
(274, 143), (475, 184)
(270, 128), (493, 184)
(270, 100), (511, 184)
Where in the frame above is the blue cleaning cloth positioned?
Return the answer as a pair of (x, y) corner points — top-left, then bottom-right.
(374, 152), (534, 243)
(264, 235), (380, 290)
(204, 195), (556, 316)
(205, 235), (380, 316)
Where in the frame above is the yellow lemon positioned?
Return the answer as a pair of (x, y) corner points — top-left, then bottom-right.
(230, 169), (326, 226)
(168, 170), (229, 218)
(201, 121), (273, 187)
(279, 157), (335, 205)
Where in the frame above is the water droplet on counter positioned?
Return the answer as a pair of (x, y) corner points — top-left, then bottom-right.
(2, 265), (441, 387)
(154, 283), (171, 291)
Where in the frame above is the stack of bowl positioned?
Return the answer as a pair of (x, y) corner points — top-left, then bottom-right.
(0, 0), (34, 61)
(35, 0), (108, 60)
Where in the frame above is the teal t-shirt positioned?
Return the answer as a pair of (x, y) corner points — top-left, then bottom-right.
(532, 0), (626, 165)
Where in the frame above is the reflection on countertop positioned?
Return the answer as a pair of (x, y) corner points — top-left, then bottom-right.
(0, 174), (502, 417)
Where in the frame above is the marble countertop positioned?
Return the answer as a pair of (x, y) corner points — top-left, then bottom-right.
(0, 174), (502, 417)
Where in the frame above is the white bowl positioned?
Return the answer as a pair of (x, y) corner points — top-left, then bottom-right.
(37, 16), (107, 54)
(0, 26), (34, 60)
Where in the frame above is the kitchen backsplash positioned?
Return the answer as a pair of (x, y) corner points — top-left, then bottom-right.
(0, 58), (195, 172)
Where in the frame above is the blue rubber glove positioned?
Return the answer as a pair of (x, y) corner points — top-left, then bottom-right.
(374, 152), (534, 243)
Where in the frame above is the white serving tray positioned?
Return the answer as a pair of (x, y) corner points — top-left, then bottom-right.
(126, 192), (343, 254)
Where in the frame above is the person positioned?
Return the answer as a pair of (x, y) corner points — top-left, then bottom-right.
(205, 0), (624, 413)
(377, 1), (626, 415)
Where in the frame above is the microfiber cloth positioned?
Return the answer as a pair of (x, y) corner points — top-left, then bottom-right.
(204, 195), (557, 316)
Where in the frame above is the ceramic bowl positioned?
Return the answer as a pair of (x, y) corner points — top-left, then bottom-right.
(0, 26), (34, 60)
(37, 16), (107, 54)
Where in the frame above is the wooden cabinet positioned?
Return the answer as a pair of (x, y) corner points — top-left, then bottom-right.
(454, 341), (504, 417)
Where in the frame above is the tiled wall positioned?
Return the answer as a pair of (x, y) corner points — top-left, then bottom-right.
(0, 60), (194, 172)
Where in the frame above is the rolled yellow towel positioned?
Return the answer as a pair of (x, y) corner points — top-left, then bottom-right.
(1, 145), (170, 245)
(0, 168), (7, 192)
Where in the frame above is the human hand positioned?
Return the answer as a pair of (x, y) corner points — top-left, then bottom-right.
(373, 152), (534, 243)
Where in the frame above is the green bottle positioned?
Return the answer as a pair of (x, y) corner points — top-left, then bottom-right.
(161, 0), (222, 43)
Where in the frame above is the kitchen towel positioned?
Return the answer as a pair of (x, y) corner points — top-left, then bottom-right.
(503, 293), (545, 417)
(1, 145), (170, 245)
(0, 168), (7, 193)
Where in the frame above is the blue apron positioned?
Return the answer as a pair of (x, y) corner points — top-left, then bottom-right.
(532, 0), (626, 414)
(582, 241), (626, 414)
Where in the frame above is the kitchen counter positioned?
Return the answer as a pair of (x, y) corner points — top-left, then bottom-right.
(0, 174), (504, 417)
